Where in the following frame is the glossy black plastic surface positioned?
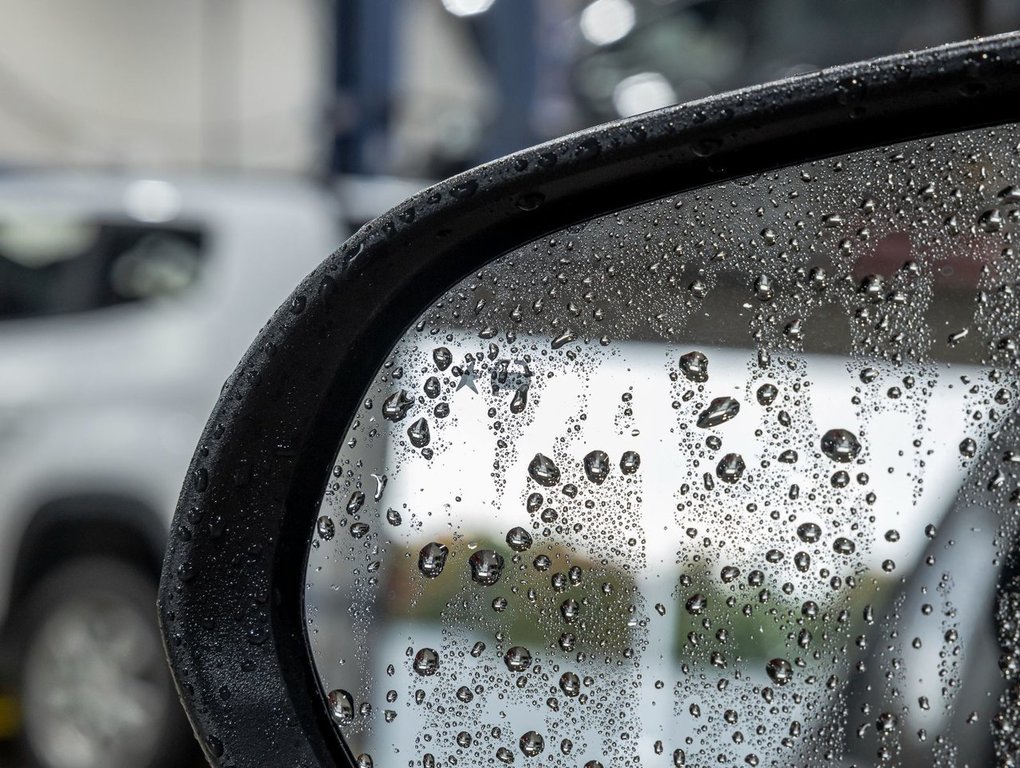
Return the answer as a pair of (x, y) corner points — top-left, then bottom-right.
(158, 33), (1020, 768)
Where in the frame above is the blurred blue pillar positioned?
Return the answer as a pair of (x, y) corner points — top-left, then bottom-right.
(331, 0), (398, 175)
(466, 0), (539, 163)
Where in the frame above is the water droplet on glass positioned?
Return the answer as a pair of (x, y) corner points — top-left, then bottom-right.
(754, 274), (774, 301)
(697, 396), (740, 428)
(620, 450), (641, 474)
(551, 329), (575, 349)
(833, 537), (856, 555)
(418, 542), (449, 578)
(685, 594), (707, 615)
(350, 522), (369, 538)
(583, 450), (610, 484)
(407, 418), (431, 448)
(756, 383), (778, 406)
(520, 731), (544, 757)
(510, 385), (528, 413)
(413, 648), (439, 676)
(559, 672), (580, 697)
(382, 390), (415, 422)
(673, 748), (686, 766)
(457, 732), (472, 748)
(960, 437), (977, 457)
(385, 508), (402, 526)
(528, 453), (560, 486)
(820, 428), (861, 462)
(469, 549), (505, 585)
(327, 689), (354, 723)
(797, 522), (822, 543)
(560, 598), (580, 623)
(504, 646), (532, 672)
(765, 658), (793, 685)
(506, 527), (533, 552)
(433, 347), (453, 370)
(496, 747), (514, 764)
(316, 516), (335, 541)
(346, 491), (365, 515)
(679, 351), (709, 382)
(716, 453), (745, 483)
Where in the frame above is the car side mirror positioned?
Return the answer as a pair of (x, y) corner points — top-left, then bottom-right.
(159, 33), (1020, 768)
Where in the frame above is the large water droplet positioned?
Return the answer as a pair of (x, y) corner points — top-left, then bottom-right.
(469, 550), (505, 585)
(685, 594), (707, 615)
(756, 383), (778, 406)
(797, 522), (822, 543)
(559, 672), (580, 697)
(583, 450), (610, 484)
(382, 390), (414, 422)
(833, 537), (856, 555)
(716, 453), (745, 483)
(433, 347), (453, 370)
(504, 646), (532, 672)
(820, 428), (861, 462)
(506, 527), (533, 552)
(620, 450), (641, 474)
(407, 418), (431, 448)
(386, 508), (402, 526)
(528, 454), (560, 486)
(510, 385), (528, 414)
(520, 731), (544, 757)
(413, 648), (439, 676)
(697, 397), (740, 428)
(346, 491), (365, 515)
(765, 657), (792, 685)
(316, 516), (335, 541)
(418, 542), (449, 578)
(679, 351), (709, 382)
(327, 689), (354, 723)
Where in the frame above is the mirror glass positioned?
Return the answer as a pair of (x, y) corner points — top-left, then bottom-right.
(306, 123), (1020, 768)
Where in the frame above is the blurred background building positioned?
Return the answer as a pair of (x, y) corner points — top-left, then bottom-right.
(0, 2), (1018, 767)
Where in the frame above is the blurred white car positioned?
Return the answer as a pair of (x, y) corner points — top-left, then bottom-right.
(0, 171), (346, 768)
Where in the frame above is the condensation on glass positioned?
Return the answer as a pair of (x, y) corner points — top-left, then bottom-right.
(305, 124), (1020, 768)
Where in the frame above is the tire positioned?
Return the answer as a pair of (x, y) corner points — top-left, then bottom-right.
(16, 558), (197, 768)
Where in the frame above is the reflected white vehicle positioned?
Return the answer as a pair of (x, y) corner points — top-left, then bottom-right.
(0, 171), (345, 768)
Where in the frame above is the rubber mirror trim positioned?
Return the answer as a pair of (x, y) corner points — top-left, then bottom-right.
(159, 32), (1020, 768)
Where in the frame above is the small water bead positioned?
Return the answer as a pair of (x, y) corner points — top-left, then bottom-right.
(456, 686), (473, 703)
(433, 402), (450, 418)
(504, 646), (532, 672)
(492, 596), (508, 612)
(620, 450), (641, 474)
(833, 537), (856, 555)
(583, 450), (611, 484)
(496, 747), (514, 764)
(559, 672), (580, 697)
(413, 648), (439, 676)
(526, 493), (543, 513)
(528, 454), (561, 486)
(382, 390), (415, 422)
(679, 351), (709, 382)
(673, 749), (686, 766)
(756, 383), (778, 406)
(558, 633), (576, 651)
(457, 732), (472, 748)
(470, 641), (486, 657)
(433, 347), (453, 370)
(885, 529), (900, 542)
(960, 437), (977, 457)
(778, 450), (798, 464)
(506, 527), (533, 552)
(793, 552), (811, 572)
(418, 542), (449, 578)
(716, 453), (746, 483)
(327, 689), (354, 723)
(585, 761), (605, 768)
(423, 377), (440, 398)
(533, 554), (551, 570)
(356, 754), (373, 768)
(831, 471), (850, 488)
(797, 522), (822, 543)
(520, 731), (544, 757)
(754, 274), (774, 301)
(766, 658), (793, 685)
(820, 428), (861, 462)
(385, 508), (401, 526)
(860, 367), (879, 383)
(697, 396), (740, 428)
(316, 516), (335, 541)
(350, 522), (369, 538)
(469, 549), (505, 585)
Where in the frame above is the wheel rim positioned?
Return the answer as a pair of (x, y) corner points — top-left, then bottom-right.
(22, 588), (169, 768)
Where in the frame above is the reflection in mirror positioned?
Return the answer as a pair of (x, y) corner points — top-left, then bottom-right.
(306, 123), (1020, 767)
